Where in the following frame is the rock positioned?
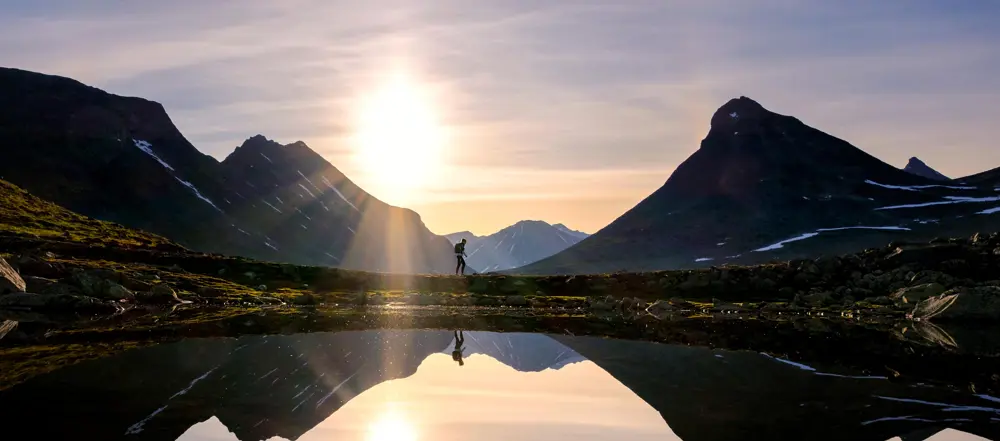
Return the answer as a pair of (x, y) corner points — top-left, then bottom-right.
(105, 283), (134, 300)
(589, 299), (614, 311)
(474, 296), (500, 307)
(217, 269), (227, 276)
(890, 283), (946, 304)
(136, 284), (183, 304)
(711, 302), (743, 313)
(796, 291), (835, 307)
(911, 286), (1000, 321)
(244, 272), (256, 279)
(291, 293), (319, 305)
(505, 295), (528, 306)
(867, 295), (894, 306)
(0, 258), (26, 294)
(257, 284), (267, 291)
(0, 320), (17, 341)
(23, 276), (57, 293)
(0, 292), (116, 312)
(68, 269), (132, 299)
(645, 300), (676, 317)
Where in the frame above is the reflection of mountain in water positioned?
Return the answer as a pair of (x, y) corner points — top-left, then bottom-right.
(0, 331), (997, 441)
(553, 336), (1000, 441)
(0, 330), (453, 441)
(442, 331), (585, 372)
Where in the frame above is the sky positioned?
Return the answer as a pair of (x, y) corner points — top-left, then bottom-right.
(2, 1), (999, 235)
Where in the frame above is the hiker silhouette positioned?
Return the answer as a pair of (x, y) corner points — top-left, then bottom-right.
(454, 238), (468, 275)
(452, 330), (466, 366)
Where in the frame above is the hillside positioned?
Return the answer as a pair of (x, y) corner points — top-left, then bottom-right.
(0, 179), (179, 251)
(0, 67), (453, 274)
(516, 97), (1000, 274)
(446, 220), (588, 272)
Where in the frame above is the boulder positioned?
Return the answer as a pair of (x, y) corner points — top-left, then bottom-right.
(645, 300), (676, 317)
(256, 284), (267, 291)
(0, 292), (116, 312)
(136, 284), (183, 304)
(890, 283), (946, 304)
(0, 258), (26, 294)
(0, 320), (17, 341)
(911, 286), (1000, 321)
(505, 295), (528, 306)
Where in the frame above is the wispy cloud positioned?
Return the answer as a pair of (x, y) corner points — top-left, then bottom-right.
(1, 0), (998, 233)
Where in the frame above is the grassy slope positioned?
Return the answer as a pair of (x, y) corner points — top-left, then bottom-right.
(0, 179), (180, 250)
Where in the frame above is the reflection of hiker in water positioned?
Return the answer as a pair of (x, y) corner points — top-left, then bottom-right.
(455, 238), (468, 275)
(452, 330), (466, 366)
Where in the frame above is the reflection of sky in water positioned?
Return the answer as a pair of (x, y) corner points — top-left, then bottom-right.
(177, 354), (677, 441)
(888, 429), (990, 441)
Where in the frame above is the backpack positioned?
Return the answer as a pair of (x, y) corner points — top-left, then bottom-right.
(454, 242), (465, 253)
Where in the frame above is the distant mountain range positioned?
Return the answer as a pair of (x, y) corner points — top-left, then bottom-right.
(902, 157), (950, 181)
(0, 67), (454, 273)
(445, 221), (588, 272)
(515, 96), (1000, 274)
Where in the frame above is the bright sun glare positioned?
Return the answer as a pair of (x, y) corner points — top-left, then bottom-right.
(366, 406), (418, 441)
(354, 74), (447, 206)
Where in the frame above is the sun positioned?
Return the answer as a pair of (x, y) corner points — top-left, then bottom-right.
(366, 406), (418, 441)
(354, 75), (447, 206)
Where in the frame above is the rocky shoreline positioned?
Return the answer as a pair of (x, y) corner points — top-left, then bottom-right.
(1, 231), (999, 321)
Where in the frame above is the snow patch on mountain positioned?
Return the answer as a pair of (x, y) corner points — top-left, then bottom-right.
(133, 139), (175, 171)
(876, 195), (1000, 210)
(174, 178), (222, 211)
(321, 176), (360, 212)
(754, 226), (911, 252)
(297, 183), (316, 199)
(296, 170), (323, 194)
(754, 233), (820, 251)
(865, 180), (975, 191)
(261, 200), (282, 213)
(695, 257), (714, 262)
(259, 152), (273, 163)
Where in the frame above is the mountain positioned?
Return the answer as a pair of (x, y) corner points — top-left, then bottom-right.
(555, 336), (1000, 441)
(516, 96), (1000, 274)
(0, 330), (455, 441)
(903, 157), (950, 181)
(0, 67), (454, 273)
(440, 331), (585, 371)
(445, 220), (588, 272)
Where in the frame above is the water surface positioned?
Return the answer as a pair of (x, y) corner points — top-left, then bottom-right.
(1, 322), (997, 441)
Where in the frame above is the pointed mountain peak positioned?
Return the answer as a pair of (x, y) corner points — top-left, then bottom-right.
(710, 96), (768, 128)
(903, 157), (950, 181)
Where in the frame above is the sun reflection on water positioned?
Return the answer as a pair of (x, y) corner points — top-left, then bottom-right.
(366, 403), (418, 441)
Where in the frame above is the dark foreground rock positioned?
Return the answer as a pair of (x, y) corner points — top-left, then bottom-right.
(911, 286), (1000, 321)
(0, 293), (117, 312)
(2, 230), (1000, 320)
(0, 257), (26, 294)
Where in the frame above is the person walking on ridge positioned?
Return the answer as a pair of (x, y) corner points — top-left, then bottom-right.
(455, 238), (468, 275)
(452, 330), (466, 366)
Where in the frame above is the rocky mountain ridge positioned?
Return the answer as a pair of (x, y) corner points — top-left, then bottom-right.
(0, 67), (454, 273)
(515, 97), (1000, 274)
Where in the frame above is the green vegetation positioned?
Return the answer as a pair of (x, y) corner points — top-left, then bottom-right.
(0, 179), (179, 250)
